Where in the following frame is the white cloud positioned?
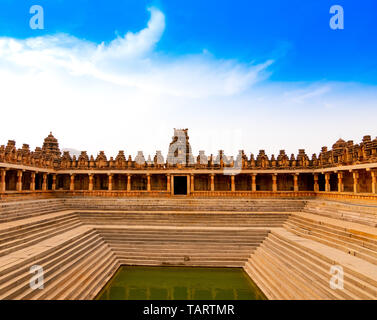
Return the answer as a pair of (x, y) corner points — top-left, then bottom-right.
(0, 7), (271, 98)
(0, 7), (376, 159)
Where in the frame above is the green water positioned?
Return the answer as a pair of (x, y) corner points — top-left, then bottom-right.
(96, 266), (266, 300)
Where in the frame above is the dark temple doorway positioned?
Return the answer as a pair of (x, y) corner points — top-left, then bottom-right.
(174, 176), (187, 195)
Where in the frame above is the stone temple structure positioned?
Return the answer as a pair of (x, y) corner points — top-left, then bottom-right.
(0, 129), (377, 300)
(1, 129), (377, 199)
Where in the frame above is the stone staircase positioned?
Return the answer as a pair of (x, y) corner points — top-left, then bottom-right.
(0, 197), (377, 300)
(0, 211), (82, 257)
(0, 226), (117, 300)
(0, 199), (65, 222)
(284, 212), (377, 266)
(304, 200), (377, 227)
(65, 198), (306, 212)
(97, 227), (269, 267)
(79, 211), (289, 227)
(244, 228), (377, 300)
(0, 192), (56, 203)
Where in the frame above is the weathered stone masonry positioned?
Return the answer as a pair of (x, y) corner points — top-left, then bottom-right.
(1, 129), (377, 201)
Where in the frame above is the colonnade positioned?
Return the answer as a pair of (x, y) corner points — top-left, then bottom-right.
(0, 167), (376, 195)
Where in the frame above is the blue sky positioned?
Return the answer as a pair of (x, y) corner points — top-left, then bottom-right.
(1, 0), (376, 83)
(0, 1), (376, 157)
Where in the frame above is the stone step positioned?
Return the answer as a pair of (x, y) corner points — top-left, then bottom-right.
(252, 245), (322, 299)
(72, 254), (118, 300)
(0, 231), (100, 296)
(262, 234), (362, 299)
(304, 201), (377, 227)
(0, 220), (83, 257)
(0, 215), (79, 243)
(0, 212), (77, 237)
(243, 262), (282, 300)
(117, 259), (244, 267)
(267, 233), (377, 299)
(108, 244), (257, 252)
(0, 226), (93, 277)
(0, 207), (66, 223)
(245, 252), (294, 299)
(15, 237), (107, 300)
(114, 252), (251, 260)
(284, 222), (377, 266)
(97, 228), (269, 234)
(99, 234), (265, 241)
(287, 215), (377, 247)
(34, 245), (115, 300)
(0, 203), (65, 214)
(271, 229), (377, 290)
(0, 232), (103, 299)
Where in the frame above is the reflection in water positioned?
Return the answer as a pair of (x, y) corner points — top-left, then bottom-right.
(96, 266), (266, 300)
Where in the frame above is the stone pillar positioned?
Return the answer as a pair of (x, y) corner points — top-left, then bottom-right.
(166, 174), (170, 193)
(70, 174), (75, 191)
(251, 174), (257, 192)
(0, 169), (6, 192)
(293, 174), (299, 192)
(325, 173), (331, 192)
(170, 175), (174, 195)
(353, 171), (359, 193)
(231, 175), (235, 192)
(313, 174), (319, 192)
(187, 175), (190, 195)
(16, 170), (23, 192)
(88, 174), (94, 191)
(190, 174), (194, 193)
(52, 174), (56, 191)
(127, 174), (132, 191)
(42, 173), (48, 191)
(272, 174), (277, 192)
(108, 174), (113, 191)
(210, 174), (215, 192)
(337, 172), (344, 193)
(30, 172), (36, 191)
(372, 171), (377, 194)
(147, 174), (151, 192)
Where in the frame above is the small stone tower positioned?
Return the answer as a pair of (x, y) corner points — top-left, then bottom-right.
(42, 132), (61, 157)
(167, 128), (195, 165)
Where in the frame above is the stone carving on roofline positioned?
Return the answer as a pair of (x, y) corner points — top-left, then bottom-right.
(42, 132), (61, 158)
(198, 150), (208, 166)
(135, 151), (146, 167)
(115, 151), (126, 169)
(214, 151), (222, 166)
(154, 151), (165, 167)
(277, 150), (289, 168)
(147, 155), (153, 167)
(78, 151), (89, 168)
(0, 130), (377, 170)
(96, 151), (107, 168)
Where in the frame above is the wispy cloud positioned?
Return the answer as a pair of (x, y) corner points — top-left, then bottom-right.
(0, 7), (272, 98)
(0, 7), (376, 158)
(288, 85), (332, 103)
